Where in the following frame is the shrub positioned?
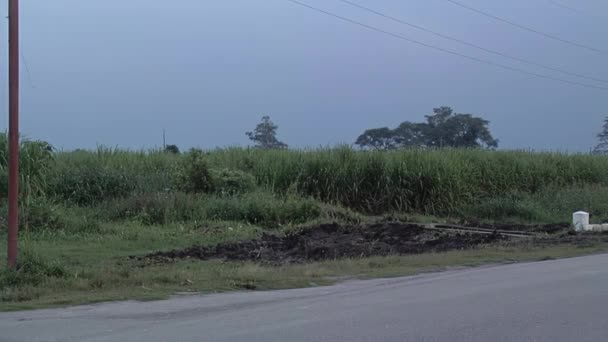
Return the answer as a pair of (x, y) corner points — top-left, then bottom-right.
(21, 199), (64, 232)
(203, 192), (322, 227)
(211, 169), (256, 196)
(101, 192), (204, 225)
(457, 185), (608, 224)
(61, 213), (102, 234)
(521, 185), (608, 223)
(103, 191), (321, 227)
(0, 198), (64, 233)
(165, 144), (180, 154)
(458, 196), (550, 223)
(104, 193), (170, 225)
(174, 149), (214, 193)
(50, 165), (135, 206)
(0, 250), (68, 289)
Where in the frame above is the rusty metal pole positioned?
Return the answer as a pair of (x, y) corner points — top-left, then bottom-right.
(7, 0), (20, 268)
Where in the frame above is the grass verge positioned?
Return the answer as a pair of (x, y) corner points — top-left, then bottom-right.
(1, 226), (607, 312)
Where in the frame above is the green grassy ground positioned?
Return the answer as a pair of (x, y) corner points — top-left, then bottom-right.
(2, 220), (608, 311)
(2, 142), (608, 310)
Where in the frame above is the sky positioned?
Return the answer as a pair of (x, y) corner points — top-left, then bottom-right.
(0, 0), (606, 151)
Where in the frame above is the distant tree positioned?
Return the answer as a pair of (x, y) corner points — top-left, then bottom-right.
(165, 144), (180, 154)
(593, 117), (608, 155)
(425, 106), (453, 128)
(246, 115), (288, 149)
(355, 107), (498, 150)
(355, 127), (399, 150)
(393, 122), (427, 147)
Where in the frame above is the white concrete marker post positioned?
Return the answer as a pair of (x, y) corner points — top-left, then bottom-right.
(573, 211), (589, 232)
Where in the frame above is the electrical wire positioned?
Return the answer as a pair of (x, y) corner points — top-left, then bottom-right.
(337, 0), (608, 84)
(285, 0), (608, 90)
(444, 0), (605, 54)
(547, 0), (601, 20)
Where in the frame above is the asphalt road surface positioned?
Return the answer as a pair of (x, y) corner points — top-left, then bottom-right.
(2, 254), (608, 342)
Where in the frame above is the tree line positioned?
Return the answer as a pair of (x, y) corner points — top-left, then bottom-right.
(244, 106), (498, 151)
(164, 107), (608, 153)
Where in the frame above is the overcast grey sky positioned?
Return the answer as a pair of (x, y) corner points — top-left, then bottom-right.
(1, 0), (606, 151)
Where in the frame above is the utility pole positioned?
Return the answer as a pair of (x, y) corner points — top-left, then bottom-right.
(7, 0), (19, 268)
(162, 129), (166, 150)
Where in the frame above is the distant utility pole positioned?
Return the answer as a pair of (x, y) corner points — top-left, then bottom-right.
(7, 0), (20, 268)
(163, 129), (166, 150)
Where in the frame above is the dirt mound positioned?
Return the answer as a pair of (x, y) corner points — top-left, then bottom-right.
(139, 223), (507, 265)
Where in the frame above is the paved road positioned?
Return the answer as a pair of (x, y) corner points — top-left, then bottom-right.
(2, 254), (608, 342)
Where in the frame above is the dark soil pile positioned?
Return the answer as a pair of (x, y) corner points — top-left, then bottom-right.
(139, 223), (507, 265)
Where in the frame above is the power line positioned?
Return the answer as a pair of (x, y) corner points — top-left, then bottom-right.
(337, 0), (608, 84)
(546, 0), (604, 20)
(443, 0), (605, 54)
(284, 0), (608, 90)
(548, 0), (583, 14)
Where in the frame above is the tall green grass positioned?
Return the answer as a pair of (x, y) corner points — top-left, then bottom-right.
(2, 140), (608, 226)
(45, 146), (608, 216)
(98, 191), (322, 227)
(49, 147), (178, 205)
(0, 134), (54, 200)
(460, 185), (608, 223)
(206, 147), (608, 214)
